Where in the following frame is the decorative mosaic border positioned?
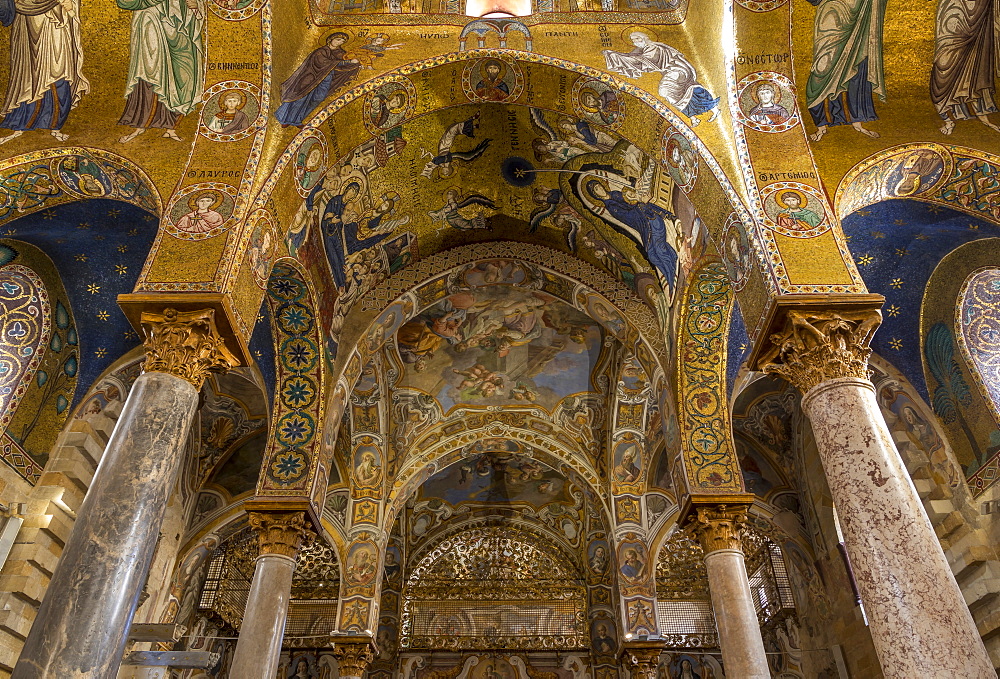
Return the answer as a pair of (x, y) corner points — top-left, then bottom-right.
(676, 260), (743, 491)
(256, 261), (327, 514)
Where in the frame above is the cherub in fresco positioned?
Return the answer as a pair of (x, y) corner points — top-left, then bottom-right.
(452, 364), (504, 398)
(510, 381), (537, 401)
(420, 112), (492, 179)
(428, 187), (498, 231)
(397, 298), (470, 370)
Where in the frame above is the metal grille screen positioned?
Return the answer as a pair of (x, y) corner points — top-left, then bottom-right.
(284, 599), (339, 646)
(655, 600), (718, 648)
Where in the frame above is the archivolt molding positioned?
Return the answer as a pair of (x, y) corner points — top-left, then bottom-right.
(0, 147), (161, 227)
(349, 242), (666, 366)
(836, 143), (1000, 226)
(388, 423), (607, 519)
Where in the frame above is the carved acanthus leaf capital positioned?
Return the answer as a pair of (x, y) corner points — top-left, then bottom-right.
(331, 637), (376, 678)
(140, 308), (239, 388)
(689, 504), (748, 554)
(758, 308), (881, 394)
(247, 510), (312, 558)
(620, 640), (664, 679)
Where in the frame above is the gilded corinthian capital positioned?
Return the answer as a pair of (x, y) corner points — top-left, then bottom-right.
(758, 308), (882, 394)
(689, 504), (749, 553)
(247, 510), (311, 558)
(140, 308), (239, 388)
(331, 636), (376, 678)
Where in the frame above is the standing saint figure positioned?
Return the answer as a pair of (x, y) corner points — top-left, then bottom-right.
(602, 31), (719, 126)
(930, 0), (999, 134)
(0, 0), (89, 144)
(117, 0), (205, 143)
(804, 0), (887, 141)
(274, 32), (361, 128)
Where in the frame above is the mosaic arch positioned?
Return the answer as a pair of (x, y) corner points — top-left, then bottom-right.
(956, 268), (1000, 446)
(387, 427), (609, 520)
(835, 144), (1000, 225)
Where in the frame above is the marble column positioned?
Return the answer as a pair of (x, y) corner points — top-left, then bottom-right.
(760, 306), (995, 677)
(13, 308), (238, 679)
(619, 639), (663, 679)
(330, 636), (376, 679)
(229, 511), (311, 679)
(688, 503), (770, 679)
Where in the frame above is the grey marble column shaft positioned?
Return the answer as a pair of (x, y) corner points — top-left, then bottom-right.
(12, 371), (199, 679)
(229, 553), (296, 678)
(803, 377), (994, 677)
(703, 548), (770, 679)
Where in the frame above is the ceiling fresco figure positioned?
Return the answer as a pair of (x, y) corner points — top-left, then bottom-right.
(0, 0), (88, 144)
(117, 0), (205, 143)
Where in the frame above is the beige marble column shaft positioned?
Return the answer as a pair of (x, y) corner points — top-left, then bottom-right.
(229, 511), (310, 679)
(690, 505), (770, 679)
(760, 306), (995, 677)
(12, 308), (237, 679)
(803, 377), (994, 676)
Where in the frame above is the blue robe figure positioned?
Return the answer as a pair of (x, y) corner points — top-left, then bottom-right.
(320, 184), (393, 290)
(275, 32), (361, 128)
(585, 180), (678, 295)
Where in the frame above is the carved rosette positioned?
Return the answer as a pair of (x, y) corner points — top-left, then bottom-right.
(689, 504), (748, 554)
(331, 637), (376, 678)
(620, 640), (664, 679)
(758, 308), (881, 394)
(247, 510), (311, 558)
(140, 308), (240, 388)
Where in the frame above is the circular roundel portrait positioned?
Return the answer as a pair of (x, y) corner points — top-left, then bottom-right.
(293, 134), (327, 198)
(199, 81), (262, 141)
(572, 77), (624, 129)
(660, 130), (698, 192)
(462, 56), (524, 103)
(721, 212), (754, 290)
(760, 182), (829, 238)
(208, 0), (266, 20)
(166, 183), (237, 240)
(247, 211), (277, 289)
(735, 72), (798, 133)
(55, 155), (114, 198)
(884, 147), (947, 198)
(363, 78), (416, 134)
